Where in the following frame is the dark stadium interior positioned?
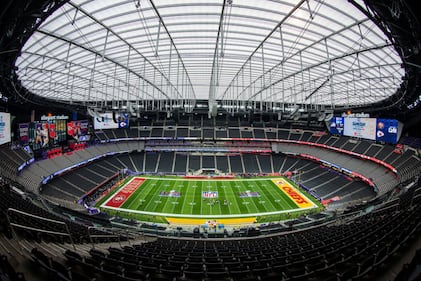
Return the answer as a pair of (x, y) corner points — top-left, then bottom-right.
(1, 0), (421, 281)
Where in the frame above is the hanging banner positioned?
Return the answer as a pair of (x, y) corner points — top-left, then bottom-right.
(19, 123), (30, 145)
(34, 122), (49, 148)
(67, 120), (88, 141)
(54, 119), (67, 143)
(48, 123), (56, 139)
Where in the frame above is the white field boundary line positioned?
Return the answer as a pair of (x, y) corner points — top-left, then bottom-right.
(100, 204), (318, 218)
(100, 177), (319, 218)
(101, 177), (141, 207)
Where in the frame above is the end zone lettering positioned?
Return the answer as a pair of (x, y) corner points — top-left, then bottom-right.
(272, 179), (314, 208)
(282, 185), (312, 207)
(105, 178), (145, 208)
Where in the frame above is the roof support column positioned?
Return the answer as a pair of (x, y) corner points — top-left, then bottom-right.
(280, 26), (285, 109)
(324, 38), (334, 107)
(102, 30), (109, 61)
(168, 43), (173, 99)
(88, 55), (98, 101)
(155, 21), (161, 57)
(261, 45), (265, 111)
(300, 51), (305, 109)
(126, 47), (131, 102)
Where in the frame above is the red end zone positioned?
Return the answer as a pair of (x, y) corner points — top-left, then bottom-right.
(105, 177), (145, 208)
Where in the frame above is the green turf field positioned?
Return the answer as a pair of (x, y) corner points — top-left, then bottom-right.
(96, 176), (322, 224)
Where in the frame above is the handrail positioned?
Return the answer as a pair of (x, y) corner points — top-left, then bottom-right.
(6, 208), (75, 250)
(87, 226), (124, 249)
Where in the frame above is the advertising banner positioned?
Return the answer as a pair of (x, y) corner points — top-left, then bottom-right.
(67, 120), (88, 141)
(19, 123), (29, 145)
(48, 123), (56, 139)
(54, 119), (67, 143)
(34, 122), (49, 148)
(0, 112), (11, 145)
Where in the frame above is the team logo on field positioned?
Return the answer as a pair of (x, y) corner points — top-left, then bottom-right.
(113, 195), (126, 202)
(202, 191), (218, 198)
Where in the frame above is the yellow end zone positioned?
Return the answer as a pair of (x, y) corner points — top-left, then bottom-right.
(271, 179), (315, 208)
(166, 217), (257, 225)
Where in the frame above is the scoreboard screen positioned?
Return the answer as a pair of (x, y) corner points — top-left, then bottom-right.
(343, 117), (377, 140)
(329, 117), (402, 144)
(93, 112), (129, 130)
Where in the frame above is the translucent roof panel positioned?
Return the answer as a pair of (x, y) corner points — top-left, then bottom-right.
(16, 0), (404, 108)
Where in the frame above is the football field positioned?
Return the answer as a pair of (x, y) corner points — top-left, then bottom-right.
(96, 176), (322, 224)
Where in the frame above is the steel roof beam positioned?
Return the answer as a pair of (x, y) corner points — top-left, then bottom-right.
(36, 29), (171, 100)
(148, 0), (197, 100)
(68, 1), (185, 100)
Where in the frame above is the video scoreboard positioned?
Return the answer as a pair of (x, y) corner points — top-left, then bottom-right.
(329, 117), (402, 144)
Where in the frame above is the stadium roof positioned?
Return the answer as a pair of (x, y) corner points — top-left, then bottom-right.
(14, 0), (405, 112)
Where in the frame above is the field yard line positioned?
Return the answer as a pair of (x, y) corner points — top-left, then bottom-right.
(200, 181), (203, 216)
(213, 181), (223, 215)
(139, 180), (158, 211)
(257, 182), (274, 212)
(269, 180), (297, 209)
(245, 181), (265, 213)
(225, 181), (242, 214)
(190, 180), (201, 215)
(217, 181), (229, 214)
(277, 186), (295, 208)
(207, 181), (212, 217)
(238, 181), (254, 214)
(167, 182), (185, 214)
(159, 181), (176, 213)
(125, 179), (150, 210)
(179, 180), (190, 215)
(142, 179), (167, 211)
(253, 184), (270, 213)
(258, 182), (282, 211)
(101, 205), (317, 218)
